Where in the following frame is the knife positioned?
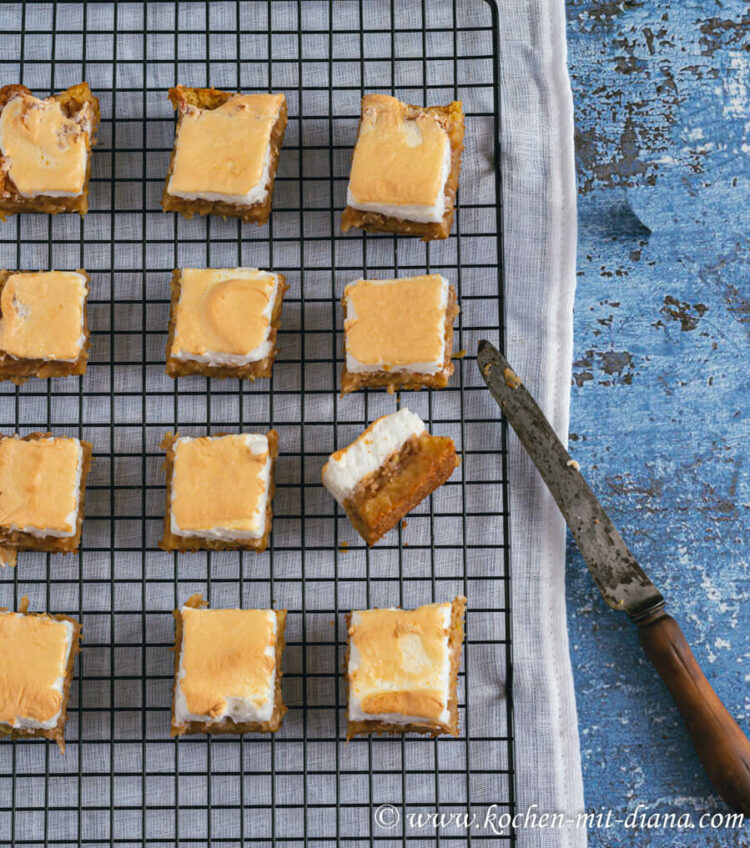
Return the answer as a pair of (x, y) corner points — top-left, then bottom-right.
(477, 339), (750, 814)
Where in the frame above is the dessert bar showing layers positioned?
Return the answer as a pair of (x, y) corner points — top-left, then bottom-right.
(162, 86), (287, 224)
(172, 594), (287, 736)
(0, 596), (81, 752)
(166, 267), (287, 380)
(341, 274), (459, 393)
(0, 83), (100, 218)
(321, 408), (458, 545)
(159, 431), (278, 553)
(346, 598), (466, 739)
(0, 433), (93, 567)
(0, 270), (90, 383)
(341, 94), (464, 240)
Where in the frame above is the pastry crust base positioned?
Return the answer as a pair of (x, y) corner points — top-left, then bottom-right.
(341, 100), (464, 241)
(0, 596), (81, 753)
(0, 269), (90, 384)
(340, 284), (460, 394)
(159, 429), (278, 553)
(340, 431), (458, 546)
(171, 594), (287, 736)
(345, 596), (466, 740)
(165, 269), (288, 380)
(0, 433), (92, 567)
(0, 83), (100, 220)
(161, 86), (288, 224)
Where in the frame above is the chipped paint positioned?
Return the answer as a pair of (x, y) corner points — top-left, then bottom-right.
(568, 0), (749, 841)
(698, 11), (750, 57)
(659, 296), (708, 332)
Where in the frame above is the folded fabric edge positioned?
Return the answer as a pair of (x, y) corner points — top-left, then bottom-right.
(495, 0), (587, 845)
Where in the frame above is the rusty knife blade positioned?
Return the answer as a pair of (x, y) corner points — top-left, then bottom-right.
(477, 339), (664, 620)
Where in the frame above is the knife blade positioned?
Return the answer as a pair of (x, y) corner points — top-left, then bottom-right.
(476, 338), (663, 621)
(477, 338), (750, 814)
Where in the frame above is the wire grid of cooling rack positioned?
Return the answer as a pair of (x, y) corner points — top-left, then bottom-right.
(0, 1), (514, 844)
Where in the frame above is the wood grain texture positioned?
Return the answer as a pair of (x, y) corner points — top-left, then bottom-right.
(638, 612), (750, 814)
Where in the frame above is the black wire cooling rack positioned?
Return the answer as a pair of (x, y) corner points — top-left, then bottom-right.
(0, 1), (514, 844)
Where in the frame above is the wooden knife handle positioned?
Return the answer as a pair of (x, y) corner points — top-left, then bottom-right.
(638, 610), (750, 814)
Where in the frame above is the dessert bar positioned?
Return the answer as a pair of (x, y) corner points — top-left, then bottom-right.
(0, 270), (90, 383)
(341, 94), (464, 240)
(160, 431), (278, 553)
(172, 594), (287, 736)
(165, 267), (287, 380)
(162, 85), (287, 224)
(346, 598), (466, 738)
(0, 433), (92, 567)
(0, 596), (81, 752)
(0, 82), (100, 218)
(322, 408), (458, 545)
(340, 273), (459, 393)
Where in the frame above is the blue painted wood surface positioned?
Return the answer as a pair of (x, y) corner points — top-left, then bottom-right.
(566, 0), (748, 844)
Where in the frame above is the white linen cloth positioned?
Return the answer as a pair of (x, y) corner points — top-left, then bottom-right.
(497, 0), (587, 844)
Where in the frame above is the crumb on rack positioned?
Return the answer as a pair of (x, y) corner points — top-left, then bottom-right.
(566, 459), (580, 471)
(0, 546), (17, 568)
(452, 349), (467, 359)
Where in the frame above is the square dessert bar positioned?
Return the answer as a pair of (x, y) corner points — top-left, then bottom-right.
(0, 596), (81, 752)
(0, 83), (100, 219)
(346, 597), (466, 739)
(0, 270), (90, 383)
(172, 595), (287, 736)
(341, 94), (464, 240)
(322, 408), (458, 546)
(0, 434), (92, 568)
(162, 86), (288, 224)
(341, 274), (459, 393)
(165, 267), (288, 380)
(160, 430), (278, 553)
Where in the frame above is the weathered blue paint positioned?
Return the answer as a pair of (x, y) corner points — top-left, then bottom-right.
(567, 0), (748, 844)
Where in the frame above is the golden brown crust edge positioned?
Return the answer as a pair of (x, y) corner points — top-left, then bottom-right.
(0, 84), (32, 112)
(0, 269), (90, 384)
(0, 433), (92, 557)
(159, 429), (279, 552)
(165, 269), (288, 380)
(342, 432), (458, 546)
(0, 597), (82, 753)
(341, 100), (465, 241)
(161, 86), (288, 224)
(170, 595), (287, 737)
(345, 596), (466, 740)
(0, 83), (100, 220)
(340, 284), (460, 394)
